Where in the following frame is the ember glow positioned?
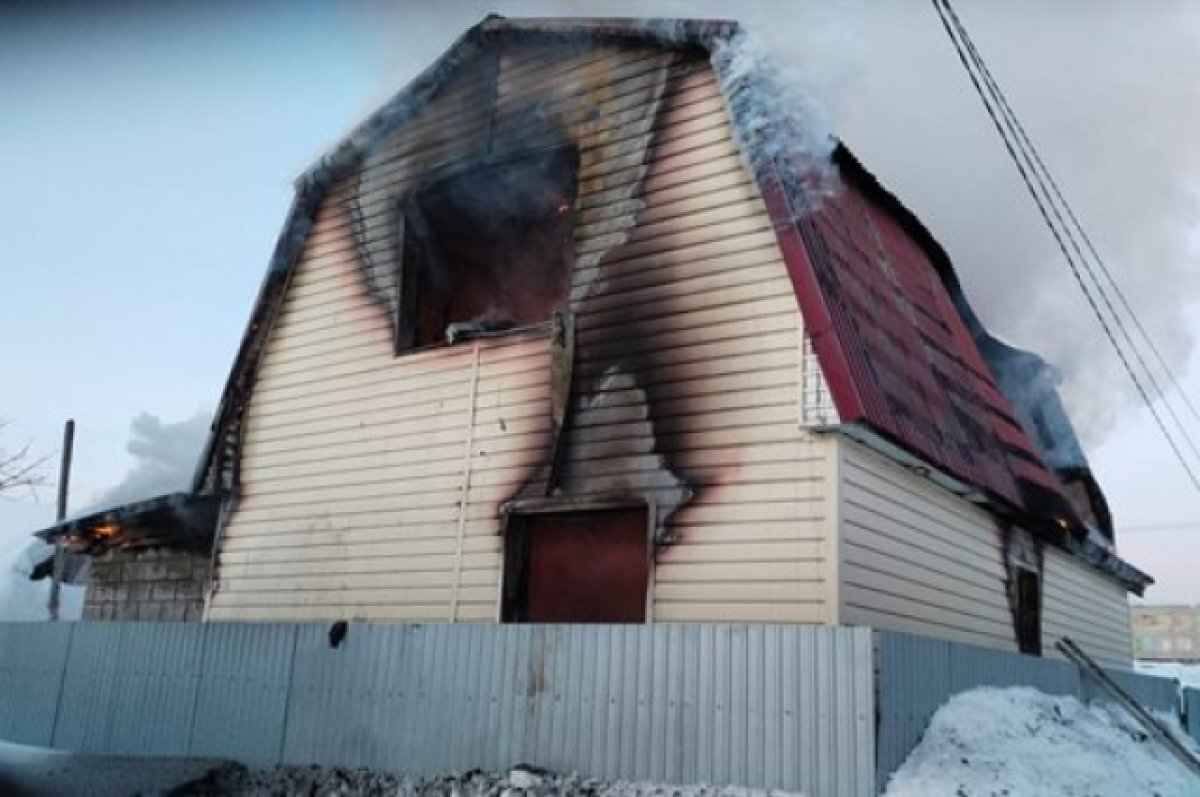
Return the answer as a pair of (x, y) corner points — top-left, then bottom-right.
(90, 523), (119, 539)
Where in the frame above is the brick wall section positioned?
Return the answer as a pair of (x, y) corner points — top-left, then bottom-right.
(84, 545), (210, 621)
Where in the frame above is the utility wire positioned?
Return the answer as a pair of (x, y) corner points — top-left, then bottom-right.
(938, 0), (1200, 460)
(986, 79), (1200, 428)
(938, 3), (1200, 428)
(1122, 521), (1200, 533)
(937, 0), (1200, 474)
(931, 0), (1200, 493)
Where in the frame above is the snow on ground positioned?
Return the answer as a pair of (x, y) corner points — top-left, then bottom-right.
(882, 686), (1199, 797)
(171, 765), (809, 797)
(1138, 661), (1200, 690)
(0, 740), (222, 797)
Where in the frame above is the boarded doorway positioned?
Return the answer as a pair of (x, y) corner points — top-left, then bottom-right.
(503, 507), (649, 623)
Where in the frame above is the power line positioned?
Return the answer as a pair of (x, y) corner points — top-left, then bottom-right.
(936, 0), (1200, 470)
(1121, 522), (1200, 534)
(930, 0), (1200, 494)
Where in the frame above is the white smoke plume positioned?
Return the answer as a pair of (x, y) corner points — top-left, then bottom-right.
(834, 1), (1200, 446)
(88, 410), (210, 512)
(710, 28), (839, 210)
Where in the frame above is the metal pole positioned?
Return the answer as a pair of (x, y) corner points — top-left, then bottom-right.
(1057, 637), (1200, 777)
(48, 419), (75, 621)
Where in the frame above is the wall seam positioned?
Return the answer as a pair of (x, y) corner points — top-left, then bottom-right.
(826, 434), (845, 626)
(183, 621), (211, 755)
(275, 625), (302, 765)
(450, 340), (482, 622)
(47, 623), (75, 747)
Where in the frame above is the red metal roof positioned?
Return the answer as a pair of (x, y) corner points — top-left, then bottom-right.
(762, 145), (1070, 522)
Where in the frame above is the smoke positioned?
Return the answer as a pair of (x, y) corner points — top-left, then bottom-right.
(834, 1), (1200, 447)
(711, 28), (839, 209)
(353, 1), (1198, 450)
(88, 410), (210, 512)
(0, 541), (83, 620)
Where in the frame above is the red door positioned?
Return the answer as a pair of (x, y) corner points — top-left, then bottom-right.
(514, 508), (648, 623)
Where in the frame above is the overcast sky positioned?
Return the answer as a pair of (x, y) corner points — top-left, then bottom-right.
(1, 0), (1197, 604)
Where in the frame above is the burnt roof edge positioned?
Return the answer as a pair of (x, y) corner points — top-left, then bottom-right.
(824, 153), (1148, 591)
(33, 492), (218, 544)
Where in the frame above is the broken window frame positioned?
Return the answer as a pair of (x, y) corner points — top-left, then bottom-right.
(392, 145), (580, 356)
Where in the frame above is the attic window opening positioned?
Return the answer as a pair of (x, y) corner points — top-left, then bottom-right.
(396, 146), (579, 352)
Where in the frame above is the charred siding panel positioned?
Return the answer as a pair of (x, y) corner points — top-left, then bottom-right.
(210, 183), (550, 620)
(1041, 546), (1131, 666)
(560, 60), (832, 623)
(212, 46), (836, 622)
(838, 437), (1019, 651)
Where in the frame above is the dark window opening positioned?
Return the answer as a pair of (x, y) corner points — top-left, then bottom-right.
(397, 146), (579, 352)
(502, 507), (649, 624)
(1015, 568), (1042, 655)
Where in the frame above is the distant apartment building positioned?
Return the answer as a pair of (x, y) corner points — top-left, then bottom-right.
(1132, 605), (1200, 661)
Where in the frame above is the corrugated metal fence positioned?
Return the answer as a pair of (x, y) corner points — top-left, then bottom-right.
(3, 622), (1193, 796)
(0, 622), (876, 797)
(1185, 688), (1200, 746)
(874, 631), (1190, 788)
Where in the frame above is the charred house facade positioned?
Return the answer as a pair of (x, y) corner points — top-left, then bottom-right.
(34, 17), (1150, 667)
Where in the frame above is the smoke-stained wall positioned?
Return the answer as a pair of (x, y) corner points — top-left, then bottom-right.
(208, 39), (836, 623)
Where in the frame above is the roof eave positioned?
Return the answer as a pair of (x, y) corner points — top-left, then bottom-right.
(34, 491), (219, 548)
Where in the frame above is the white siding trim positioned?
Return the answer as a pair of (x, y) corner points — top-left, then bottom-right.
(449, 341), (482, 621)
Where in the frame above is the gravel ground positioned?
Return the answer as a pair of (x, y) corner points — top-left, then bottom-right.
(170, 765), (805, 797)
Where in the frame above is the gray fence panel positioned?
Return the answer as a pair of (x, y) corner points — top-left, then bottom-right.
(1, 622), (875, 795)
(52, 622), (123, 752)
(107, 622), (205, 755)
(281, 623), (875, 797)
(1185, 688), (1200, 746)
(875, 632), (952, 784)
(282, 622), (423, 770)
(1106, 668), (1180, 716)
(946, 642), (1080, 697)
(0, 623), (72, 746)
(189, 622), (296, 765)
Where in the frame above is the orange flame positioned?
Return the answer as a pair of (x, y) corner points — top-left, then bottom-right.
(91, 522), (120, 539)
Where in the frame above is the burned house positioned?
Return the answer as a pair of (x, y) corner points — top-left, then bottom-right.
(34, 16), (1150, 665)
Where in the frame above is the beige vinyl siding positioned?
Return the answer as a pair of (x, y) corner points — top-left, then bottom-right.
(211, 44), (838, 623)
(837, 437), (1019, 651)
(210, 192), (551, 620)
(568, 61), (834, 624)
(1042, 546), (1132, 666)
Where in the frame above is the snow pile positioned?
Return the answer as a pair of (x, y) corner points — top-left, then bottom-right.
(171, 765), (808, 797)
(1138, 661), (1200, 690)
(0, 740), (221, 797)
(883, 687), (1199, 797)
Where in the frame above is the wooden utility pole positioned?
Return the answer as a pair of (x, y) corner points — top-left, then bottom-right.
(48, 419), (74, 621)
